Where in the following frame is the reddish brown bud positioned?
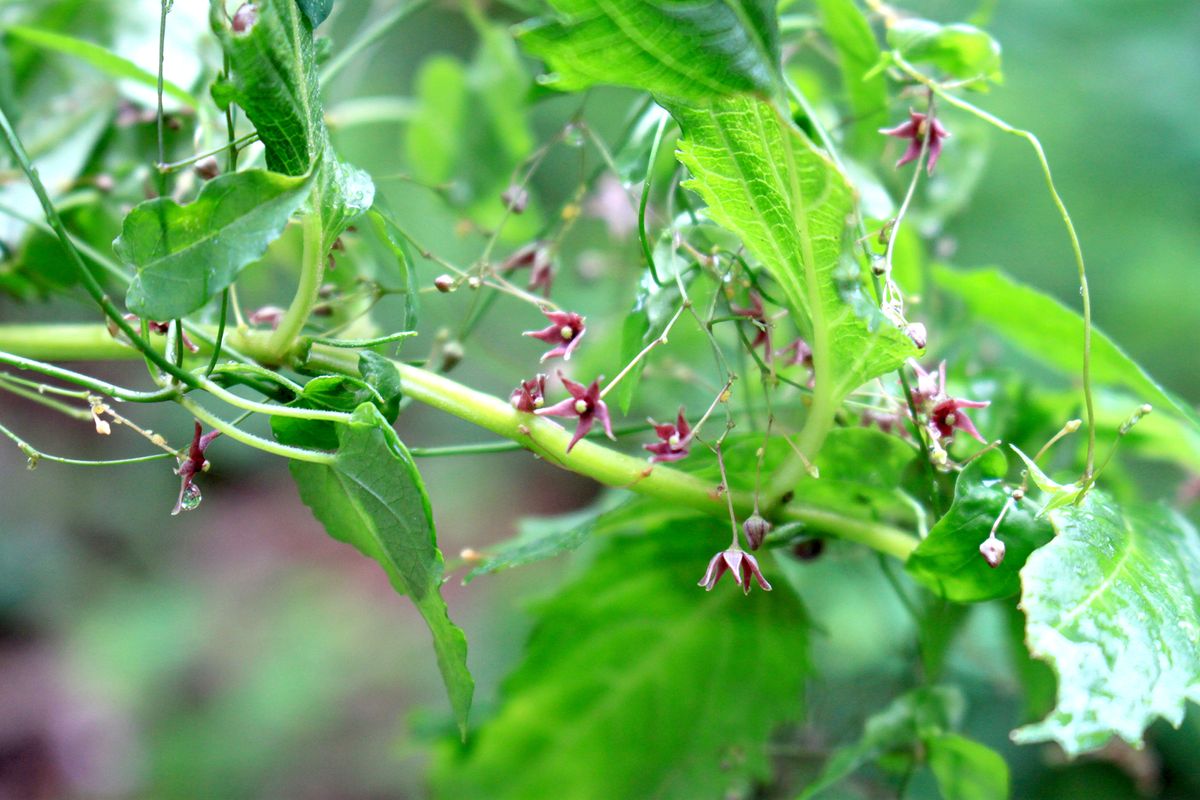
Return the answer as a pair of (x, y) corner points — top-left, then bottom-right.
(434, 274), (454, 293)
(232, 3), (258, 33)
(742, 514), (772, 550)
(194, 156), (220, 181)
(979, 536), (1006, 568)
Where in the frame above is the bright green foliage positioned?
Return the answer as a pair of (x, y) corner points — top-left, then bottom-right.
(906, 456), (1053, 602)
(365, 210), (418, 329)
(435, 525), (809, 799)
(4, 25), (200, 108)
(215, 0), (372, 244)
(118, 169), (312, 319)
(295, 0), (335, 28)
(1010, 445), (1084, 515)
(274, 403), (473, 734)
(1014, 493), (1200, 756)
(357, 351), (403, 422)
(800, 686), (1007, 799)
(671, 95), (918, 398)
(406, 22), (538, 232)
(926, 734), (1010, 800)
(815, 0), (888, 155)
(517, 0), (781, 101)
(935, 266), (1199, 429)
(886, 18), (1003, 87)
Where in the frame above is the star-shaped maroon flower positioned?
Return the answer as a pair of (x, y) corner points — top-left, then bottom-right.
(523, 309), (586, 362)
(535, 372), (614, 451)
(501, 242), (554, 296)
(697, 548), (772, 595)
(510, 374), (547, 412)
(931, 396), (990, 443)
(880, 110), (950, 175)
(174, 421), (219, 515)
(644, 407), (691, 463)
(732, 291), (772, 358)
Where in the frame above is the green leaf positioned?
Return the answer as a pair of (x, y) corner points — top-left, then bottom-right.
(118, 169), (312, 319)
(516, 0), (781, 101)
(366, 209), (418, 329)
(814, 0), (888, 155)
(4, 25), (201, 108)
(357, 351), (402, 422)
(215, 0), (372, 243)
(295, 0), (335, 27)
(935, 266), (1199, 429)
(1009, 445), (1084, 515)
(887, 18), (1002, 86)
(274, 403), (474, 734)
(799, 686), (963, 799)
(906, 456), (1053, 603)
(436, 523), (809, 799)
(670, 95), (917, 399)
(926, 734), (1009, 800)
(270, 374), (386, 450)
(1013, 492), (1200, 756)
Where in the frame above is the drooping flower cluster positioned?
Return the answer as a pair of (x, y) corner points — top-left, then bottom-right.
(698, 548), (772, 595)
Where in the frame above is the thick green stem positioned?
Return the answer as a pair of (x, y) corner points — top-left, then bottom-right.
(0, 324), (919, 560)
(268, 210), (325, 359)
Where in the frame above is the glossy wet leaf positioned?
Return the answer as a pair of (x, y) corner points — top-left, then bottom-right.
(5, 25), (200, 108)
(671, 95), (918, 399)
(906, 456), (1053, 603)
(119, 169), (312, 319)
(215, 0), (372, 243)
(274, 403), (473, 735)
(799, 686), (964, 799)
(517, 0), (781, 101)
(1013, 492), (1200, 756)
(935, 266), (1198, 430)
(436, 523), (808, 799)
(887, 18), (1002, 87)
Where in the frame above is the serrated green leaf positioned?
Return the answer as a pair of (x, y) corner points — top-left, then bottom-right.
(270, 373), (385, 450)
(926, 733), (1009, 800)
(1013, 492), (1200, 756)
(516, 0), (781, 101)
(906, 456), (1053, 603)
(274, 403), (473, 734)
(799, 686), (963, 799)
(887, 18), (1002, 87)
(5, 25), (201, 108)
(215, 0), (372, 244)
(934, 265), (1199, 429)
(119, 169), (312, 319)
(436, 523), (809, 799)
(295, 0), (334, 27)
(814, 0), (888, 155)
(670, 95), (917, 399)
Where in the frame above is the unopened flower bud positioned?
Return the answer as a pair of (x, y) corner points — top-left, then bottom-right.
(231, 3), (258, 33)
(440, 340), (465, 372)
(742, 514), (772, 550)
(501, 184), (529, 214)
(791, 538), (825, 561)
(467, 276), (482, 290)
(194, 156), (220, 180)
(904, 322), (927, 350)
(434, 274), (454, 293)
(979, 536), (1006, 568)
(94, 174), (115, 193)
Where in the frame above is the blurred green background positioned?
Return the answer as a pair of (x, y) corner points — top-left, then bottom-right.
(0, 0), (1196, 798)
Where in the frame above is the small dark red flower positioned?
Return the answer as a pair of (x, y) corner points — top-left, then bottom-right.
(698, 548), (772, 594)
(880, 110), (950, 175)
(931, 396), (990, 443)
(524, 309), (586, 361)
(776, 337), (812, 368)
(510, 374), (547, 412)
(732, 291), (772, 358)
(535, 372), (614, 451)
(501, 242), (554, 296)
(174, 421), (220, 515)
(644, 407), (691, 463)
